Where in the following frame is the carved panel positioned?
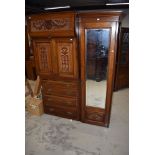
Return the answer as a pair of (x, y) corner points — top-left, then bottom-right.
(60, 47), (70, 72)
(31, 18), (70, 32)
(86, 113), (103, 122)
(36, 43), (51, 73)
(28, 12), (75, 36)
(57, 43), (73, 74)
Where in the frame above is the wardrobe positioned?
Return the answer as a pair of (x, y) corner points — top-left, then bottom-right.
(27, 11), (122, 127)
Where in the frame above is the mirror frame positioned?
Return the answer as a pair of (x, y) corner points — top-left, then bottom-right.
(85, 28), (110, 109)
(79, 12), (121, 127)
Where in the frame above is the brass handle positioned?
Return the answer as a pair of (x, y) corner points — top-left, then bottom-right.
(95, 114), (99, 118)
(66, 84), (70, 88)
(67, 112), (72, 115)
(66, 91), (71, 95)
(48, 35), (52, 39)
(47, 98), (52, 101)
(46, 103), (52, 106)
(49, 108), (55, 112)
(66, 101), (72, 105)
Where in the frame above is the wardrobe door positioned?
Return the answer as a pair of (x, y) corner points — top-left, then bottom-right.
(33, 39), (53, 78)
(52, 38), (78, 80)
(79, 13), (120, 127)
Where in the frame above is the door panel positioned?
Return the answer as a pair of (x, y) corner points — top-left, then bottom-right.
(53, 38), (78, 79)
(33, 40), (53, 77)
(79, 18), (119, 127)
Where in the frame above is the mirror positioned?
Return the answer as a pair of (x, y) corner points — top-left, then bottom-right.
(86, 29), (110, 108)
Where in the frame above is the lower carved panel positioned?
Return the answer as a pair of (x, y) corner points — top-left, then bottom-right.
(85, 107), (105, 124)
(86, 112), (103, 122)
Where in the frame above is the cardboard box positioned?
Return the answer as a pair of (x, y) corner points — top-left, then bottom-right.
(27, 97), (44, 116)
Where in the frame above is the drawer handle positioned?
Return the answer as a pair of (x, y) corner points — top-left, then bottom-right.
(66, 84), (70, 88)
(48, 35), (52, 39)
(66, 101), (72, 105)
(49, 108), (55, 112)
(46, 103), (50, 106)
(66, 91), (72, 95)
(67, 112), (72, 115)
(48, 88), (52, 91)
(47, 98), (52, 101)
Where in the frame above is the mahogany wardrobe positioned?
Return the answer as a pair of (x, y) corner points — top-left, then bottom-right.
(27, 11), (122, 127)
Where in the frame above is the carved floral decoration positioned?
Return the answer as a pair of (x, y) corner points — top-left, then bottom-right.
(31, 18), (69, 31)
(60, 47), (69, 72)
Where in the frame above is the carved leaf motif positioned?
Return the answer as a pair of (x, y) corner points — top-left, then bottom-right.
(61, 47), (68, 55)
(60, 46), (69, 72)
(31, 18), (69, 31)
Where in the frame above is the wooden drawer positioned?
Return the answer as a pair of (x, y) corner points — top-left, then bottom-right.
(27, 12), (75, 37)
(85, 107), (105, 122)
(43, 95), (77, 108)
(42, 80), (79, 90)
(44, 105), (78, 120)
(42, 80), (80, 97)
(86, 112), (104, 122)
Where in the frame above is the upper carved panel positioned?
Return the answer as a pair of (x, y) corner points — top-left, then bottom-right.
(27, 12), (75, 37)
(58, 44), (72, 73)
(37, 43), (51, 73)
(31, 18), (70, 31)
(39, 46), (48, 69)
(60, 46), (70, 72)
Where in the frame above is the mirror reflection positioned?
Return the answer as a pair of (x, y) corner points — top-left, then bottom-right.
(86, 29), (110, 108)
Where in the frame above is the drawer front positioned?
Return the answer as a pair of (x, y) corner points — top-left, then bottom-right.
(85, 107), (105, 122)
(86, 112), (104, 122)
(44, 105), (77, 120)
(27, 12), (75, 37)
(42, 80), (80, 97)
(44, 88), (79, 97)
(43, 95), (77, 108)
(42, 80), (79, 90)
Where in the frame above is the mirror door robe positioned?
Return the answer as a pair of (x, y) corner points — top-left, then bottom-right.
(79, 13), (120, 127)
